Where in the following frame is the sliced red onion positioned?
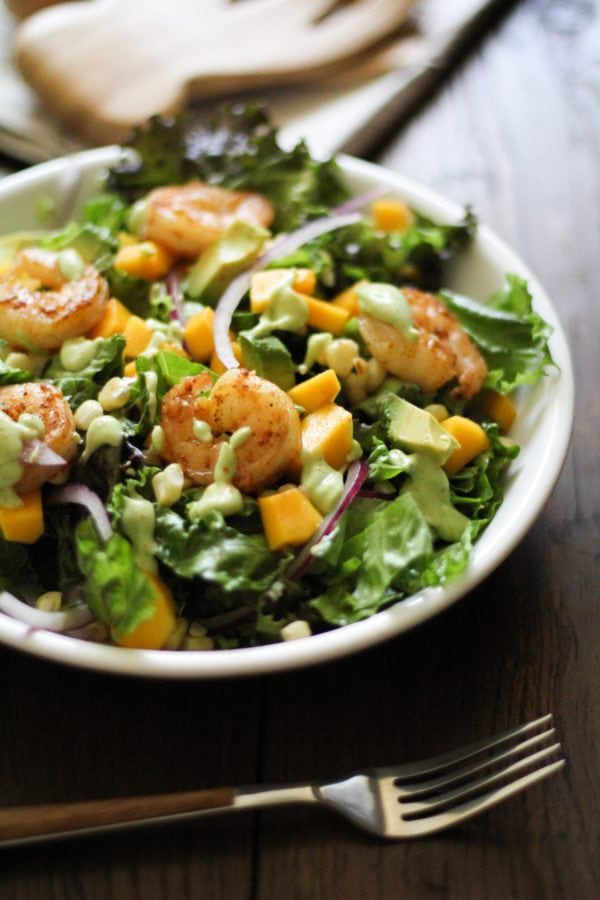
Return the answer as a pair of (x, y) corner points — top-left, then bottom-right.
(0, 590), (94, 632)
(165, 267), (186, 322)
(333, 185), (388, 216)
(213, 211), (362, 370)
(48, 483), (113, 542)
(286, 458), (369, 581)
(20, 439), (67, 470)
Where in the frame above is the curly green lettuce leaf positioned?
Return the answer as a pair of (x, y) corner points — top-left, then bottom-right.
(0, 358), (32, 385)
(107, 104), (349, 232)
(153, 507), (282, 600)
(75, 518), (155, 640)
(271, 212), (476, 294)
(449, 423), (519, 536)
(441, 275), (555, 393)
(307, 494), (437, 626)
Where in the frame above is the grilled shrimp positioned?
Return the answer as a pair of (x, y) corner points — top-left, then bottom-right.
(358, 287), (488, 399)
(0, 382), (78, 495)
(141, 181), (274, 260)
(0, 247), (109, 351)
(160, 368), (301, 494)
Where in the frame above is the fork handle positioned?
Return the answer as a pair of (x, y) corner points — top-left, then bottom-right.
(0, 783), (318, 847)
(0, 786), (236, 847)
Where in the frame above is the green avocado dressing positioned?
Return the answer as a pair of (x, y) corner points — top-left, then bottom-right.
(401, 452), (469, 542)
(0, 412), (45, 508)
(59, 337), (99, 372)
(246, 273), (309, 339)
(187, 426), (252, 521)
(121, 495), (158, 574)
(300, 449), (344, 515)
(80, 415), (124, 463)
(357, 283), (419, 342)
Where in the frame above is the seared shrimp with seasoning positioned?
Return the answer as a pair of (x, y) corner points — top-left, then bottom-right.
(0, 382), (78, 495)
(0, 247), (109, 351)
(141, 181), (274, 260)
(359, 287), (488, 399)
(160, 368), (301, 494)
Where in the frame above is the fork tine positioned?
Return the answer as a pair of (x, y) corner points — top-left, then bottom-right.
(399, 758), (566, 837)
(400, 742), (562, 817)
(396, 727), (557, 798)
(380, 714), (554, 781)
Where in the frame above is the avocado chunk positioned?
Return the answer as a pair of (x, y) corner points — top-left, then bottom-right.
(238, 333), (296, 391)
(186, 219), (270, 304)
(384, 394), (459, 465)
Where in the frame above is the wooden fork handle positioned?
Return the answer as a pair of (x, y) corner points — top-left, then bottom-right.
(0, 786), (235, 846)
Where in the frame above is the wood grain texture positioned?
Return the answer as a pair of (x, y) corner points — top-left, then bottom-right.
(0, 1), (598, 898)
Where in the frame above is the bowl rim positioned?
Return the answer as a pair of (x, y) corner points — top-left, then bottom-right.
(0, 148), (575, 679)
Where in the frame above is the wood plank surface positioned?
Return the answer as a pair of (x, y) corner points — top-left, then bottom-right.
(0, 1), (598, 898)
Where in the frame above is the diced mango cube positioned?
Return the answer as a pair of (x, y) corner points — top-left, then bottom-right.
(88, 297), (132, 339)
(114, 240), (174, 281)
(476, 389), (517, 433)
(184, 307), (215, 362)
(117, 572), (177, 649)
(250, 268), (317, 313)
(288, 369), (341, 413)
(441, 415), (492, 475)
(258, 486), (323, 551)
(330, 280), (368, 316)
(372, 198), (413, 232)
(0, 489), (44, 544)
(305, 296), (350, 335)
(301, 403), (354, 470)
(123, 314), (153, 358)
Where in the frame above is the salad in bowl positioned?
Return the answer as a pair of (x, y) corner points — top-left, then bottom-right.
(0, 105), (565, 673)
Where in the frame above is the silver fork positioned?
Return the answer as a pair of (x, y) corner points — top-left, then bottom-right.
(0, 715), (564, 848)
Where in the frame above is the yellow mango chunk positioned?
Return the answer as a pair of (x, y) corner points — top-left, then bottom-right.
(304, 296), (350, 335)
(476, 389), (517, 433)
(250, 268), (317, 313)
(114, 240), (174, 281)
(258, 486), (323, 551)
(442, 415), (492, 476)
(117, 572), (177, 650)
(123, 314), (153, 358)
(372, 198), (413, 232)
(0, 489), (44, 544)
(301, 403), (354, 470)
(88, 297), (131, 340)
(288, 368), (341, 413)
(184, 307), (215, 362)
(330, 280), (368, 316)
(123, 360), (137, 377)
(117, 231), (137, 247)
(210, 341), (242, 375)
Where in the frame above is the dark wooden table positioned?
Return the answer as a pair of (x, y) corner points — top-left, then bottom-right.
(0, 2), (598, 897)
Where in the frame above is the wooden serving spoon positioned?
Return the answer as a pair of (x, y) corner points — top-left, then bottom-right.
(12, 0), (414, 145)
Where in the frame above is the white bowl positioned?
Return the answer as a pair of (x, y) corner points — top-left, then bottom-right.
(0, 147), (574, 678)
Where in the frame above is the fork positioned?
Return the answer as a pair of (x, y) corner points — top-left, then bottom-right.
(13, 0), (414, 144)
(0, 715), (564, 848)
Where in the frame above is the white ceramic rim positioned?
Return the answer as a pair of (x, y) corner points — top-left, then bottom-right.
(0, 147), (575, 678)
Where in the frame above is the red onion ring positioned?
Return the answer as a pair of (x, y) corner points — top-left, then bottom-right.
(0, 590), (94, 632)
(286, 458), (369, 581)
(213, 210), (362, 370)
(20, 439), (66, 470)
(48, 483), (113, 542)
